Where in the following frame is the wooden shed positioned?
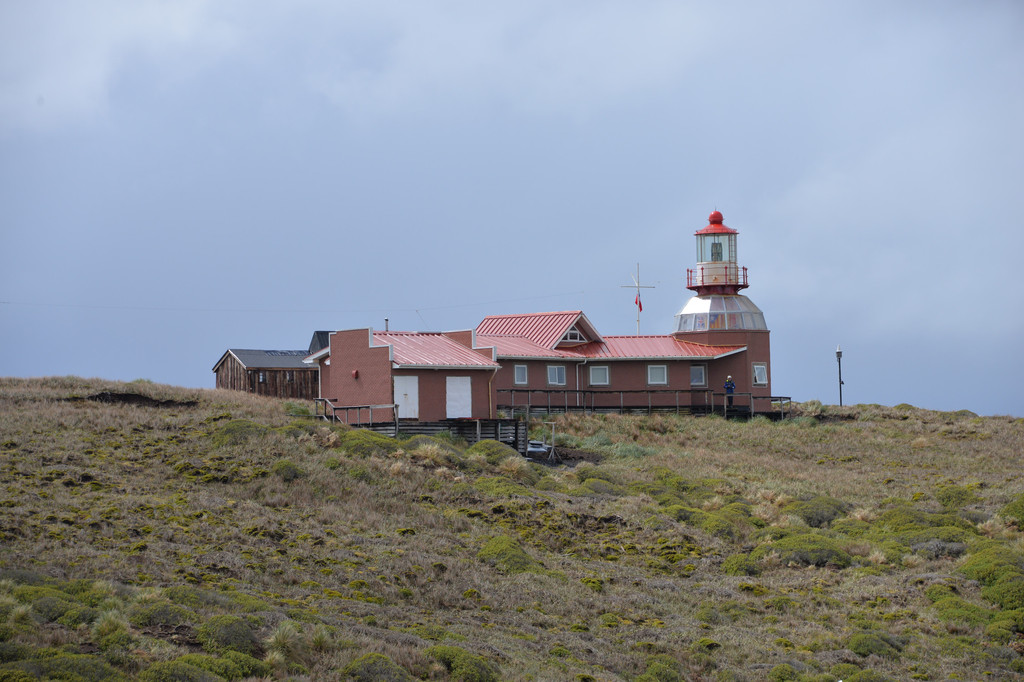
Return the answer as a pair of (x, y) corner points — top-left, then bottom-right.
(212, 349), (319, 399)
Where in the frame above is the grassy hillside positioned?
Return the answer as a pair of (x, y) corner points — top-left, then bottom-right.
(1, 377), (1024, 681)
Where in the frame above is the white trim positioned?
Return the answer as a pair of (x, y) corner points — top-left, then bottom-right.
(514, 364), (528, 385)
(547, 364), (567, 386)
(647, 364), (668, 386)
(752, 362), (769, 386)
(589, 365), (610, 386)
(690, 364), (707, 387)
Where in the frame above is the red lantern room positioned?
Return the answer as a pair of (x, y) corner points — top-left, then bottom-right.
(687, 210), (749, 295)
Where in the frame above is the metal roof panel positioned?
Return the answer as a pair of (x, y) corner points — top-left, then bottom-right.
(373, 332), (500, 369)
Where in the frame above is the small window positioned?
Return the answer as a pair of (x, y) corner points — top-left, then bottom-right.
(690, 365), (706, 387)
(753, 363), (769, 386)
(561, 326), (586, 343)
(547, 365), (566, 386)
(647, 365), (668, 386)
(590, 365), (609, 386)
(286, 371), (295, 383)
(514, 365), (528, 385)
(258, 371), (266, 383)
(711, 241), (723, 262)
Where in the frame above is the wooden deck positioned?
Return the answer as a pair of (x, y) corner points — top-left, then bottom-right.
(497, 389), (791, 419)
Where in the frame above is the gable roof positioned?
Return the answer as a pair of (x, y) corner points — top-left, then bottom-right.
(475, 311), (602, 349)
(372, 331), (500, 369)
(213, 349), (313, 373)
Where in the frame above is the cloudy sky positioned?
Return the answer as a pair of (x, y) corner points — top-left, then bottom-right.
(2, 1), (1022, 416)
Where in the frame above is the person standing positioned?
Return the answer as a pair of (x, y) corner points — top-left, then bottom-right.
(724, 375), (736, 407)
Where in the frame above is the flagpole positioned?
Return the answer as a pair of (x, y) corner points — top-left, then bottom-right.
(621, 263), (655, 336)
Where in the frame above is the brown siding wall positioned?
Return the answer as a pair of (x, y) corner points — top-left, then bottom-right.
(214, 354), (319, 399)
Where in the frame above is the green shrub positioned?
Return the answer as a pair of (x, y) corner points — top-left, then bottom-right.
(478, 536), (542, 574)
(221, 651), (273, 678)
(936, 484), (981, 510)
(930, 594), (991, 625)
(721, 553), (760, 576)
(172, 654), (241, 680)
(3, 653), (127, 682)
(425, 645), (500, 682)
(474, 476), (532, 498)
(960, 544), (1024, 585)
(29, 595), (78, 622)
(164, 586), (227, 610)
(0, 642), (30, 664)
(341, 652), (415, 681)
(636, 660), (683, 682)
(197, 615), (260, 656)
(466, 439), (518, 465)
(57, 604), (99, 627)
(875, 506), (969, 533)
(982, 572), (1024, 610)
(847, 671), (895, 682)
(750, 533), (852, 568)
(783, 496), (851, 528)
(138, 659), (223, 682)
(338, 430), (400, 458)
(1000, 493), (1024, 526)
(767, 664), (798, 681)
(271, 458), (304, 482)
(128, 600), (198, 628)
(582, 478), (623, 495)
(210, 419), (266, 447)
(847, 631), (904, 658)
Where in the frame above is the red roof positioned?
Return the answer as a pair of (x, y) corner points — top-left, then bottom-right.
(576, 336), (744, 360)
(476, 333), (743, 360)
(372, 332), (499, 369)
(475, 311), (602, 349)
(476, 334), (580, 359)
(695, 210), (738, 235)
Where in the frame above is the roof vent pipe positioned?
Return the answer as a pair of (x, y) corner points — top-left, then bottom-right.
(385, 318), (389, 332)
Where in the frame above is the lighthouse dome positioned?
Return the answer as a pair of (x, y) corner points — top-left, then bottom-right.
(674, 294), (767, 333)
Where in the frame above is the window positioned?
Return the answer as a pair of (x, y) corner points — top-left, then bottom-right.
(286, 371), (295, 383)
(589, 365), (609, 386)
(547, 365), (566, 386)
(561, 326), (586, 343)
(647, 365), (668, 386)
(753, 363), (769, 386)
(514, 365), (528, 385)
(258, 372), (266, 384)
(690, 365), (707, 387)
(711, 241), (723, 262)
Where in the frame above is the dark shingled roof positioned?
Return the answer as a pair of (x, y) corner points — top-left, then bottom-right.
(309, 331), (331, 355)
(223, 349), (313, 370)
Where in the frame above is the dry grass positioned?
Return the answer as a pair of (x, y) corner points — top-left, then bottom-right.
(1, 378), (1024, 680)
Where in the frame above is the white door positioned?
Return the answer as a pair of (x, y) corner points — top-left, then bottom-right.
(394, 376), (419, 419)
(446, 376), (472, 418)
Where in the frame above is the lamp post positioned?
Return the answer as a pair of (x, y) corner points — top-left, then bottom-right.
(836, 344), (844, 407)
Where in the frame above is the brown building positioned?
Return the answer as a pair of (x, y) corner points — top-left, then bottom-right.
(212, 349), (320, 400)
(299, 209), (777, 419)
(306, 329), (500, 423)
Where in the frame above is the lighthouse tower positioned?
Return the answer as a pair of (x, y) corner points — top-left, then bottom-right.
(674, 211), (771, 397)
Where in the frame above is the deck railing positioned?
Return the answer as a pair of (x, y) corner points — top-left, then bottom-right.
(499, 389), (792, 418)
(314, 399), (398, 430)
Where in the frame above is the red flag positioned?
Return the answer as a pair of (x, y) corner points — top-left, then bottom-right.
(635, 293), (642, 312)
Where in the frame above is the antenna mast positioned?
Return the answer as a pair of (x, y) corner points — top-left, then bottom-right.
(621, 263), (655, 336)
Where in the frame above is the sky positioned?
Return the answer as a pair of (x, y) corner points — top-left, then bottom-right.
(2, 1), (1023, 417)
